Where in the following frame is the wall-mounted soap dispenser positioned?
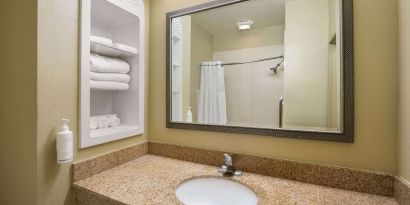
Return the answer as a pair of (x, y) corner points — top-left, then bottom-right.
(57, 119), (73, 164)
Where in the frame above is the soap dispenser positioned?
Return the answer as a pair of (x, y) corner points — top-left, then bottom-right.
(57, 119), (73, 164)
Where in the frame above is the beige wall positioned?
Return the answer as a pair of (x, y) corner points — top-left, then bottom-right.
(189, 20), (214, 121)
(399, 0), (410, 182)
(181, 16), (192, 121)
(36, 0), (151, 204)
(328, 0), (341, 130)
(0, 1), (38, 205)
(150, 0), (398, 174)
(284, 0), (331, 129)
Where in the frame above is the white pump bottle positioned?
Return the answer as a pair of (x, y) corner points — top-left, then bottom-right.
(57, 119), (73, 164)
(186, 107), (192, 123)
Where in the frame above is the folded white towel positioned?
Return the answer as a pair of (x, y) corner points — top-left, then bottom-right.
(90, 117), (98, 130)
(97, 116), (110, 129)
(110, 117), (120, 127)
(90, 53), (130, 74)
(105, 114), (121, 127)
(91, 114), (121, 130)
(90, 80), (129, 90)
(114, 43), (138, 54)
(90, 72), (131, 83)
(90, 36), (113, 46)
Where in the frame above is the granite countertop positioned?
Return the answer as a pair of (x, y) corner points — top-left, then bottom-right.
(73, 155), (397, 205)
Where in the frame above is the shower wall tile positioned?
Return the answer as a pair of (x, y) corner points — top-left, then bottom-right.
(214, 46), (284, 127)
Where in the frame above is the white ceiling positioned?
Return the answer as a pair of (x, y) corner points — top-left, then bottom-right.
(191, 0), (286, 35)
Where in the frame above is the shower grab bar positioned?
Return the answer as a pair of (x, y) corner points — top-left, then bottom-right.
(279, 96), (284, 128)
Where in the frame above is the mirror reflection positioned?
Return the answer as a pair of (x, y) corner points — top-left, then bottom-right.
(170, 0), (342, 132)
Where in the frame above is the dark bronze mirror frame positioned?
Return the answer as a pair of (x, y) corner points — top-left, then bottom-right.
(166, 0), (354, 143)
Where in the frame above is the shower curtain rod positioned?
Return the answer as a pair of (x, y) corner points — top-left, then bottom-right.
(199, 55), (284, 67)
(222, 55), (284, 66)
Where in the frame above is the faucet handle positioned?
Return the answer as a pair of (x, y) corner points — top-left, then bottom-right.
(234, 169), (242, 176)
(218, 165), (228, 173)
(223, 153), (233, 166)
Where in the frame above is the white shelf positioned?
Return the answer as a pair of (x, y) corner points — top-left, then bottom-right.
(91, 41), (138, 57)
(90, 86), (129, 91)
(80, 0), (145, 148)
(90, 124), (140, 138)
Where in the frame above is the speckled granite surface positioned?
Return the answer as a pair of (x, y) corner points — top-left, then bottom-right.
(148, 142), (394, 196)
(74, 155), (397, 205)
(72, 142), (148, 182)
(394, 177), (410, 205)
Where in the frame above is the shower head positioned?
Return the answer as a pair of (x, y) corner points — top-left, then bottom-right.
(270, 60), (284, 74)
(270, 65), (280, 74)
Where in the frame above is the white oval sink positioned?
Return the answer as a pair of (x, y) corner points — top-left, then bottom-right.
(175, 177), (258, 205)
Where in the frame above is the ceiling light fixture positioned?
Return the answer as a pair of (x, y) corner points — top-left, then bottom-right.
(237, 20), (253, 31)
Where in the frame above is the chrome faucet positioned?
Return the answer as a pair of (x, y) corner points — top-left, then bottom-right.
(218, 153), (242, 176)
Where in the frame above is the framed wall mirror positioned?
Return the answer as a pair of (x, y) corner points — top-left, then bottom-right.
(166, 0), (354, 142)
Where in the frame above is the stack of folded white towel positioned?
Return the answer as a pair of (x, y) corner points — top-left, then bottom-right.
(90, 114), (121, 130)
(89, 36), (133, 90)
(90, 53), (131, 90)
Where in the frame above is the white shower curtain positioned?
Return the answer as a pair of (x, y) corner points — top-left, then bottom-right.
(197, 61), (227, 124)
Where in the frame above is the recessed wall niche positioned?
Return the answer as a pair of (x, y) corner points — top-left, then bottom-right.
(80, 0), (145, 148)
